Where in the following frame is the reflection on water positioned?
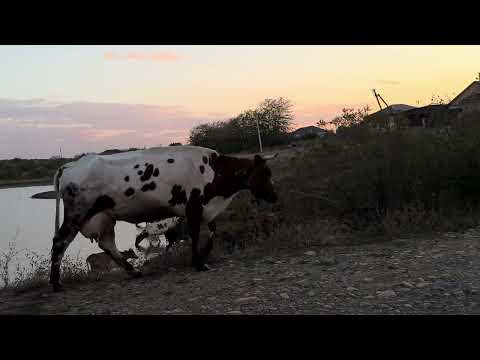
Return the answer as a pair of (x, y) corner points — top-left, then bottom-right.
(0, 185), (141, 283)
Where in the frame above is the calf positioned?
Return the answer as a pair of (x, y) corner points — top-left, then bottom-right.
(49, 145), (278, 292)
(86, 248), (138, 280)
(135, 217), (189, 253)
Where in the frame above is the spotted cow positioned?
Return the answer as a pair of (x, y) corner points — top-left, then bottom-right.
(49, 145), (278, 292)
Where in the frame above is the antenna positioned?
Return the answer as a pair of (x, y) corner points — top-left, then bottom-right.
(60, 147), (63, 159)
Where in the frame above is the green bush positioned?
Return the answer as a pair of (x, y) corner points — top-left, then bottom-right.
(274, 110), (480, 236)
(189, 97), (294, 153)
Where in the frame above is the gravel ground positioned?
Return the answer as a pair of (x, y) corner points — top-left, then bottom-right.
(1, 228), (480, 315)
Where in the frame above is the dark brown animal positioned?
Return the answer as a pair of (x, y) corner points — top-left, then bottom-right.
(86, 248), (138, 279)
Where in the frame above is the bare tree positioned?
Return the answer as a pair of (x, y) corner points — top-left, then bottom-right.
(316, 106), (371, 131)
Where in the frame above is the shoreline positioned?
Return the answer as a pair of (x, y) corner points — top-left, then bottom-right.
(0, 179), (52, 190)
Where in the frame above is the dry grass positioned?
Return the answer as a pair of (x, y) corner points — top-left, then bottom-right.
(14, 251), (90, 292)
(0, 242), (20, 288)
(375, 206), (480, 239)
(1, 241), (90, 292)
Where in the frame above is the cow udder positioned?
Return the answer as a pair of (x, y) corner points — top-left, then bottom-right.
(80, 212), (115, 240)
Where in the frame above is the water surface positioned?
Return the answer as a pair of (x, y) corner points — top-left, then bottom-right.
(0, 185), (142, 284)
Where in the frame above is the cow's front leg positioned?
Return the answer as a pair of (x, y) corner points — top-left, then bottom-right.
(200, 220), (216, 263)
(98, 224), (142, 279)
(186, 189), (208, 271)
(162, 228), (179, 265)
(164, 228), (179, 254)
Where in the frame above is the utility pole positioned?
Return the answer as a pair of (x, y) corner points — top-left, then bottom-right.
(372, 89), (383, 111)
(372, 89), (393, 116)
(255, 116), (263, 153)
(371, 89), (395, 129)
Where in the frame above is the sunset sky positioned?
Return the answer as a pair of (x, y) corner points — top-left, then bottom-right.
(1, 45), (479, 159)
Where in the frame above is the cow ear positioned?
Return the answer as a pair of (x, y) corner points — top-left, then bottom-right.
(254, 154), (265, 167)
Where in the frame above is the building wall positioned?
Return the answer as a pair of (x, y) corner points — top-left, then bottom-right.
(459, 103), (480, 114)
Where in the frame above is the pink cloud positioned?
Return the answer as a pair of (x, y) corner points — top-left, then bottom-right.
(0, 99), (227, 158)
(104, 51), (181, 63)
(18, 122), (93, 129)
(143, 129), (189, 139)
(0, 117), (13, 124)
(85, 129), (136, 140)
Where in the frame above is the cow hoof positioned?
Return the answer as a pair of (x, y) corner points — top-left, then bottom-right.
(52, 283), (63, 292)
(196, 263), (210, 272)
(129, 271), (143, 279)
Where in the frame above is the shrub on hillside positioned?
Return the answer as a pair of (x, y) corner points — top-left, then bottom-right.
(189, 97), (294, 153)
(274, 110), (480, 236)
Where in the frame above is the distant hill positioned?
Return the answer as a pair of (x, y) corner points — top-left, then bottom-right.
(98, 148), (141, 156)
(291, 126), (328, 139)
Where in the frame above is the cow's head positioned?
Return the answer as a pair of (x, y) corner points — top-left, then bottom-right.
(247, 153), (278, 204)
(121, 248), (139, 260)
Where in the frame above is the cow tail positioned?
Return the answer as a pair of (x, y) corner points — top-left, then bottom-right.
(53, 167), (63, 235)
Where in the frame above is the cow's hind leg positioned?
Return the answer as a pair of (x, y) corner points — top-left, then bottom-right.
(50, 221), (79, 292)
(98, 225), (142, 279)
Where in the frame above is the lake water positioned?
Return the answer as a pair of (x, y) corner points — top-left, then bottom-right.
(0, 185), (147, 285)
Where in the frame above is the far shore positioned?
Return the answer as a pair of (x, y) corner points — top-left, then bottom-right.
(0, 179), (52, 190)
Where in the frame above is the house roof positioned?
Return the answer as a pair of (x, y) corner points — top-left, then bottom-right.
(449, 81), (480, 106)
(403, 104), (446, 113)
(367, 104), (417, 118)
